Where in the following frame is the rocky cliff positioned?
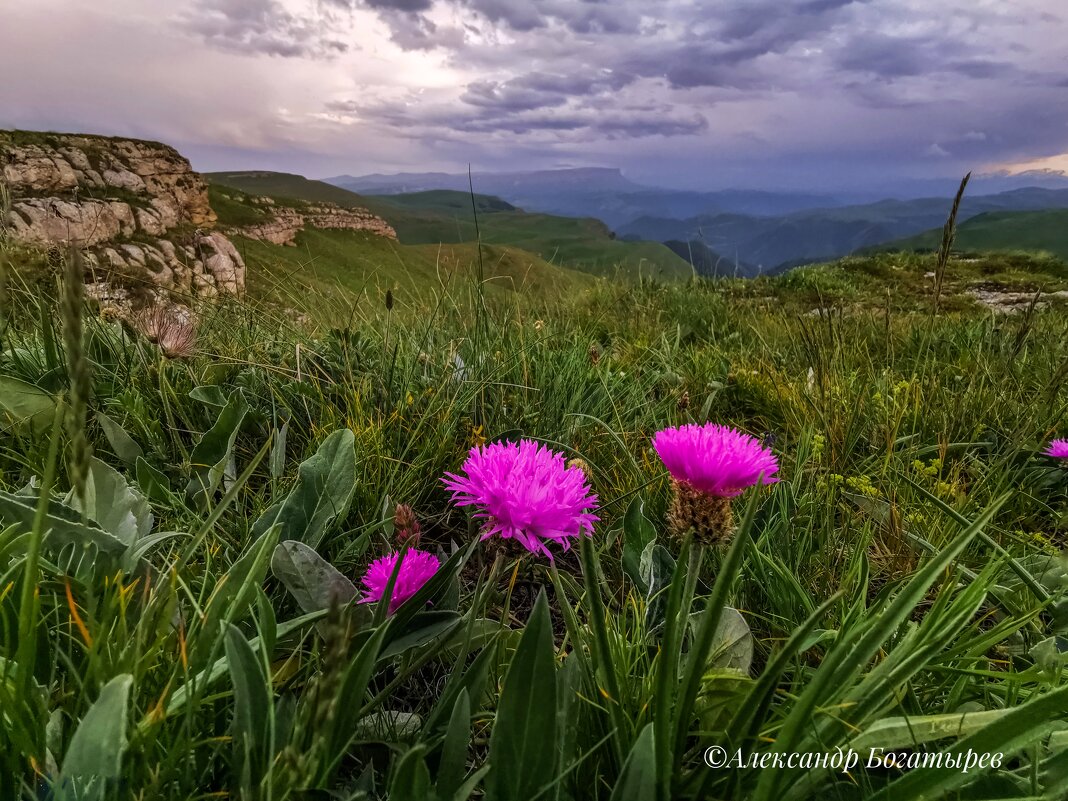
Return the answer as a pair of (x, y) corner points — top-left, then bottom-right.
(217, 192), (397, 245)
(0, 130), (245, 308)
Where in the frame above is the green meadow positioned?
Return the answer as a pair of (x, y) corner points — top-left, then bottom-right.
(1, 222), (1068, 799)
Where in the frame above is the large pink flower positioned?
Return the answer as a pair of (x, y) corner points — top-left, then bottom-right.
(442, 440), (599, 558)
(653, 423), (779, 498)
(1046, 439), (1068, 460)
(359, 549), (440, 614)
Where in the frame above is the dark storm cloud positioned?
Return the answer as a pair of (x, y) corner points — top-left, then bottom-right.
(8, 0), (1067, 193)
(362, 0), (434, 10)
(346, 94), (707, 140)
(181, 0), (349, 58)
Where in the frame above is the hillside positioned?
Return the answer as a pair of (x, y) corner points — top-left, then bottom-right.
(209, 172), (692, 279)
(206, 170), (378, 209)
(882, 209), (1068, 260)
(232, 228), (598, 320)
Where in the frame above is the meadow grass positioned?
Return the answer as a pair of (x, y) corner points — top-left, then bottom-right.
(0, 242), (1067, 799)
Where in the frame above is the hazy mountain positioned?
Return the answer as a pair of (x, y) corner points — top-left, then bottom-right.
(621, 188), (1068, 270)
(324, 168), (855, 227)
(326, 167), (642, 197)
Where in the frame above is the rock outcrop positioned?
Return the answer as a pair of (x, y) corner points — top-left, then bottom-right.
(220, 193), (397, 246)
(1, 130), (245, 308)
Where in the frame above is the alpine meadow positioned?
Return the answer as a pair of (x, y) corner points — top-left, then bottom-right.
(2, 1), (1068, 800)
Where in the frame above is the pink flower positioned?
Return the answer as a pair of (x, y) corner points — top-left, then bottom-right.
(359, 549), (440, 614)
(1046, 439), (1068, 460)
(653, 423), (779, 498)
(442, 440), (599, 558)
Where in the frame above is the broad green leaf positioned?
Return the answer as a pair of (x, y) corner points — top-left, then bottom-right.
(61, 674), (133, 784)
(485, 590), (557, 801)
(851, 708), (1013, 752)
(380, 611), (462, 660)
(389, 744), (432, 801)
(0, 488), (126, 556)
(869, 684), (1068, 801)
(271, 539), (358, 615)
(641, 541), (676, 632)
(189, 384), (229, 407)
(224, 624), (271, 782)
(610, 724), (657, 801)
(95, 412), (143, 466)
(0, 374), (56, 433)
(135, 456), (171, 502)
(185, 388), (249, 509)
(355, 710), (423, 741)
(436, 688), (472, 800)
(67, 457), (152, 547)
(621, 496), (656, 594)
(704, 606), (753, 673)
(253, 428), (356, 548)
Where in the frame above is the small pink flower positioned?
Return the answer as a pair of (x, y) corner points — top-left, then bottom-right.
(653, 423), (779, 498)
(442, 439), (599, 559)
(359, 549), (439, 614)
(1046, 439), (1068, 460)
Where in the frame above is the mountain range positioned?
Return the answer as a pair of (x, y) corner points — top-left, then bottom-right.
(324, 168), (1068, 272)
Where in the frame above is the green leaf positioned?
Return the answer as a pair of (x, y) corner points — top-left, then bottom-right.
(191, 525), (280, 670)
(224, 624), (271, 782)
(67, 457), (152, 547)
(436, 688), (472, 801)
(271, 539), (358, 615)
(95, 412), (143, 466)
(185, 389), (249, 509)
(389, 744), (432, 801)
(60, 674), (133, 784)
(355, 710), (423, 742)
(621, 496), (656, 594)
(270, 420), (289, 479)
(851, 708), (1014, 752)
(869, 684), (1068, 801)
(253, 428), (356, 548)
(189, 385), (229, 407)
(0, 488), (127, 556)
(641, 541), (676, 633)
(485, 590), (558, 801)
(0, 374), (56, 433)
(380, 611), (462, 660)
(704, 607), (753, 673)
(610, 724), (657, 801)
(135, 456), (171, 503)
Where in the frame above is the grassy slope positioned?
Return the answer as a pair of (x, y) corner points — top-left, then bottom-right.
(230, 228), (599, 323)
(3, 241), (1068, 796)
(208, 172), (693, 280)
(882, 209), (1068, 260)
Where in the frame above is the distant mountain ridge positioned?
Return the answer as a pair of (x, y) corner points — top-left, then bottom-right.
(619, 187), (1068, 270)
(324, 168), (849, 227)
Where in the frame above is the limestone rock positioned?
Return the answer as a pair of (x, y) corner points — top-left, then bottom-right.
(1, 129), (243, 306)
(233, 197), (397, 245)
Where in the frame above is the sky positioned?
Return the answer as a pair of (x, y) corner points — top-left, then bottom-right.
(1, 0), (1067, 192)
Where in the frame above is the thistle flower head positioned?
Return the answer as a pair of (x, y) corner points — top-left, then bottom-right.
(359, 548), (439, 615)
(393, 503), (421, 546)
(1046, 439), (1068, 460)
(442, 439), (599, 559)
(653, 423), (779, 498)
(136, 304), (197, 359)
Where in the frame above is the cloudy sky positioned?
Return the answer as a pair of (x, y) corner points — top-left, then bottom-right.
(1, 0), (1066, 190)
